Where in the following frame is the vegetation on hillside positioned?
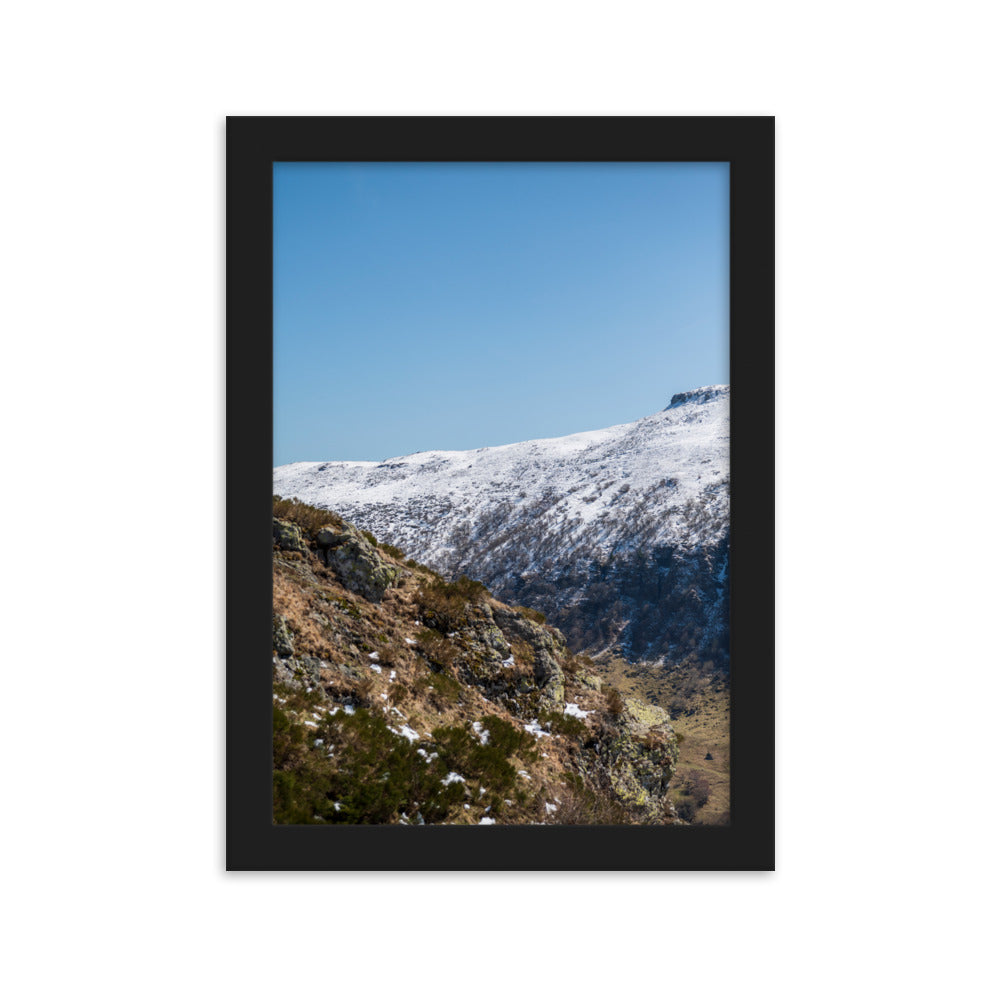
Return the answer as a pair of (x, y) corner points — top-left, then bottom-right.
(271, 495), (695, 826)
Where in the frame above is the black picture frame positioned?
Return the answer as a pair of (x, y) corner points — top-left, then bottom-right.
(227, 115), (774, 871)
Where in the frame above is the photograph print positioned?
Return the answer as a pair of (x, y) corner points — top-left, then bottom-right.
(270, 157), (732, 828)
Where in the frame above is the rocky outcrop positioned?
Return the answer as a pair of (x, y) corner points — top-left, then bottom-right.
(491, 603), (566, 704)
(273, 518), (308, 555)
(593, 697), (679, 821)
(272, 613), (295, 657)
(273, 516), (400, 604)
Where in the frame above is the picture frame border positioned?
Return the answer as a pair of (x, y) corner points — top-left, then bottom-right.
(226, 115), (774, 871)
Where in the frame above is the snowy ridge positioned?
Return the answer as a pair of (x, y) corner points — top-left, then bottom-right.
(274, 386), (730, 663)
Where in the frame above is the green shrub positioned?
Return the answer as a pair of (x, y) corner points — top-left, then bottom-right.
(272, 679), (468, 825)
(604, 686), (625, 717)
(538, 708), (588, 741)
(430, 715), (536, 799)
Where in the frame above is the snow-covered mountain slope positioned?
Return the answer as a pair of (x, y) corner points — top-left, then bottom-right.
(274, 385), (730, 666)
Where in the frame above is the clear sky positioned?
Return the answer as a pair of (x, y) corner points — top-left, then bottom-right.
(274, 161), (728, 465)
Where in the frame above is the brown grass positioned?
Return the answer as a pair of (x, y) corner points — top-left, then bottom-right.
(273, 496), (344, 536)
(272, 571), (339, 660)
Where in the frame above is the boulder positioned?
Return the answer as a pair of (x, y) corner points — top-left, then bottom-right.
(273, 518), (308, 554)
(272, 613), (295, 657)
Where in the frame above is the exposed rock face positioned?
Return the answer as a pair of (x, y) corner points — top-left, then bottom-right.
(315, 521), (401, 603)
(491, 604), (566, 704)
(272, 613), (295, 657)
(273, 516), (401, 603)
(596, 697), (680, 821)
(272, 518), (308, 554)
(433, 600), (566, 715)
(274, 386), (730, 667)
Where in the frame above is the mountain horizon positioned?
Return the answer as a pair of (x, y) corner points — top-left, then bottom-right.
(275, 384), (729, 666)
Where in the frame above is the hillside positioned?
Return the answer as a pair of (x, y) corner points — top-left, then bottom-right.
(271, 498), (687, 825)
(273, 385), (729, 666)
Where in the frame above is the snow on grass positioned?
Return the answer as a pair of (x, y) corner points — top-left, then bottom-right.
(416, 748), (439, 762)
(368, 651), (380, 661)
(389, 669), (397, 681)
(303, 720), (318, 728)
(441, 772), (466, 786)
(501, 655), (514, 666)
(472, 721), (490, 745)
(517, 770), (530, 779)
(564, 702), (590, 719)
(544, 802), (558, 815)
(391, 724), (421, 743)
(404, 638), (417, 645)
(479, 817), (496, 825)
(369, 663), (382, 674)
(523, 719), (550, 738)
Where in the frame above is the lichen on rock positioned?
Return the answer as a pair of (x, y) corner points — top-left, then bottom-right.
(272, 613), (295, 657)
(273, 517), (308, 554)
(491, 603), (567, 705)
(595, 696), (680, 821)
(314, 522), (400, 603)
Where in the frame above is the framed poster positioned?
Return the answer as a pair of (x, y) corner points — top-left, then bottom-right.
(227, 116), (774, 870)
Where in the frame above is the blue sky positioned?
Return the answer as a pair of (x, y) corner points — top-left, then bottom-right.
(274, 161), (728, 464)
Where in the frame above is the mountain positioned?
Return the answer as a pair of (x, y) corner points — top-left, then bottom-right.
(271, 500), (682, 825)
(274, 385), (730, 667)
